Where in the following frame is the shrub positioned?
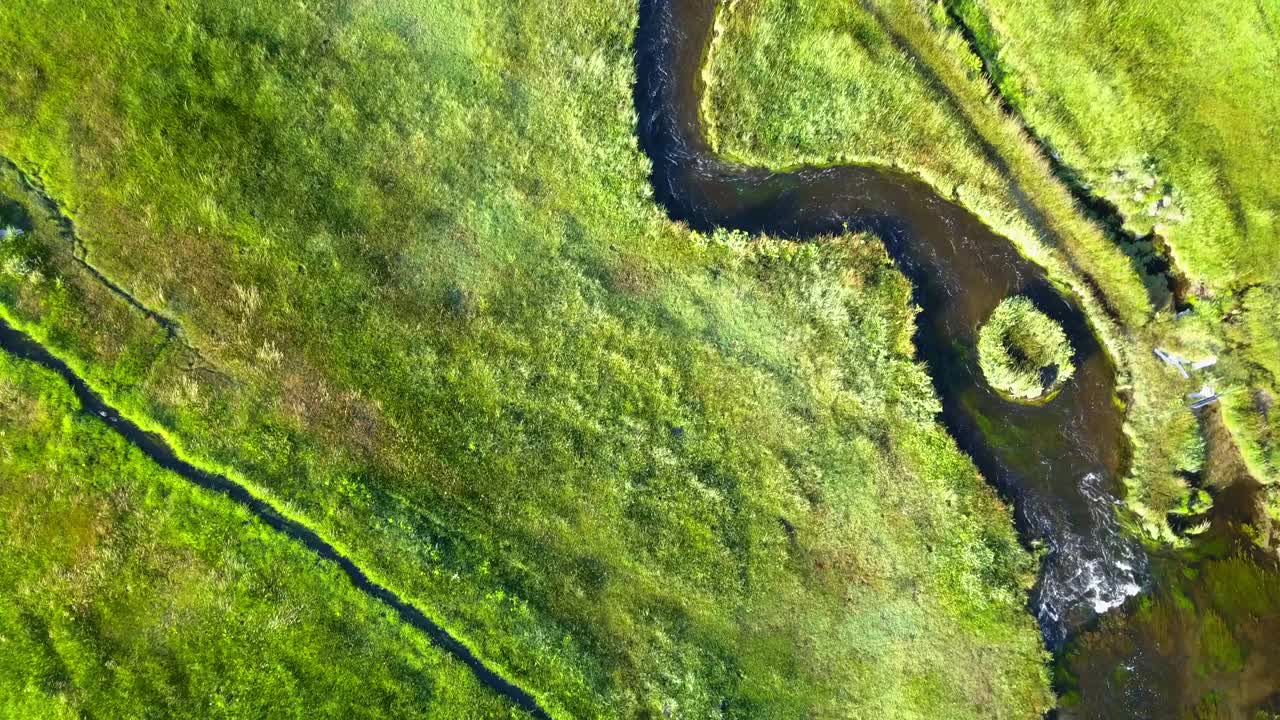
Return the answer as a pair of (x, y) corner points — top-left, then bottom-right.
(979, 296), (1075, 400)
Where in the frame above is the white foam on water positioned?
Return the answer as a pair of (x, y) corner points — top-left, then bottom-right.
(1032, 472), (1149, 646)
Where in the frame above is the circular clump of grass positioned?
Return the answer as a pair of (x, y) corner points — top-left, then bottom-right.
(978, 296), (1075, 401)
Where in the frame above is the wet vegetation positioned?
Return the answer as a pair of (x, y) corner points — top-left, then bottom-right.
(0, 0), (1055, 716)
(977, 297), (1075, 401)
(1060, 553), (1280, 720)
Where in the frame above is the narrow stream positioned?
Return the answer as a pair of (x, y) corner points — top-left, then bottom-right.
(0, 319), (552, 720)
(634, 0), (1146, 647)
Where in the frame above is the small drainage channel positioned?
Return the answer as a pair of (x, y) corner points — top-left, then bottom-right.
(0, 317), (552, 720)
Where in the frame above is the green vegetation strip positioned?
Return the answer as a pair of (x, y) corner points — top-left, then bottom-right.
(0, 317), (551, 720)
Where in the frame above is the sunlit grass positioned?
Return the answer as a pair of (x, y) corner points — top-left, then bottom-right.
(0, 0), (1052, 716)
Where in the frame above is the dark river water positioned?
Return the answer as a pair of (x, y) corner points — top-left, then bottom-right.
(634, 0), (1147, 647)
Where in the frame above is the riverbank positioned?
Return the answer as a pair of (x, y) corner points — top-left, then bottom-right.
(1058, 407), (1280, 718)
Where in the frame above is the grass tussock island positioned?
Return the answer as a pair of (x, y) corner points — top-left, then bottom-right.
(978, 297), (1074, 401)
(0, 0), (1053, 717)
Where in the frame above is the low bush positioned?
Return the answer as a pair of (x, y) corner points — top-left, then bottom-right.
(978, 296), (1075, 400)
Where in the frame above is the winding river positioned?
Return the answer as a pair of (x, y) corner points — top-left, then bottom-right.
(635, 0), (1146, 647)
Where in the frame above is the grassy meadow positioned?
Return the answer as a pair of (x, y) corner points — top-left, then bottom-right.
(0, 0), (1054, 717)
(947, 0), (1280, 292)
(0, 351), (522, 719)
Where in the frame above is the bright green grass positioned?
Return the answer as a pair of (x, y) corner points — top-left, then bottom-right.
(0, 352), (521, 719)
(0, 0), (1051, 717)
(704, 0), (1006, 205)
(703, 0), (1210, 538)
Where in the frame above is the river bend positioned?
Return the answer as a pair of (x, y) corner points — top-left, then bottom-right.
(634, 0), (1147, 646)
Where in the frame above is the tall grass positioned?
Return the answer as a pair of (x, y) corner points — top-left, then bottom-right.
(950, 0), (1280, 293)
(977, 296), (1075, 401)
